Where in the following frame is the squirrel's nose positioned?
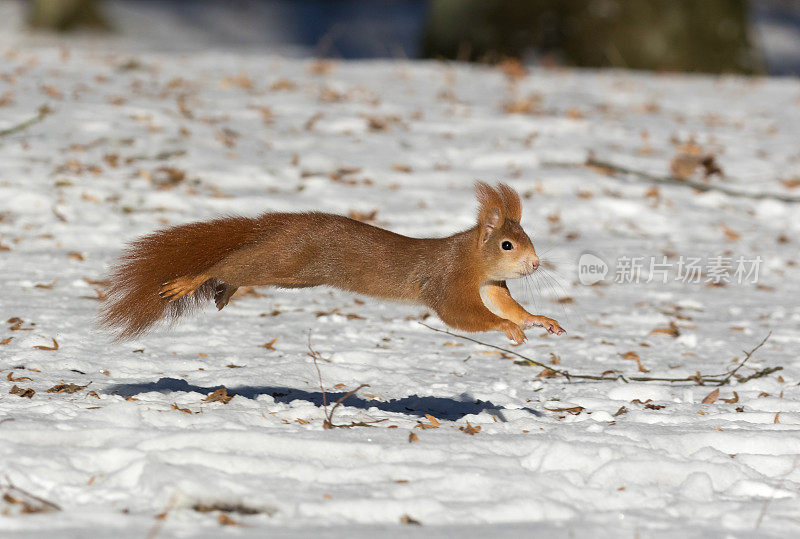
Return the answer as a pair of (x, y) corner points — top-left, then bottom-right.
(528, 256), (540, 272)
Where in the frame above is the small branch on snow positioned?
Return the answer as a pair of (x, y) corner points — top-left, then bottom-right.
(0, 105), (53, 138)
(545, 156), (800, 203)
(584, 157), (800, 203)
(713, 331), (773, 386)
(1, 474), (61, 513)
(420, 323), (778, 386)
(308, 331), (385, 429)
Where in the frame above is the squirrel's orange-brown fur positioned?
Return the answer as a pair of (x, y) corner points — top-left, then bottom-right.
(99, 182), (564, 342)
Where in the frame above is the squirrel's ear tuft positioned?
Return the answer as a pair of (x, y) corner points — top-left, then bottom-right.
(497, 183), (522, 221)
(475, 181), (505, 243)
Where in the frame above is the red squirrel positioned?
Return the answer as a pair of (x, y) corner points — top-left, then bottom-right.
(99, 182), (565, 343)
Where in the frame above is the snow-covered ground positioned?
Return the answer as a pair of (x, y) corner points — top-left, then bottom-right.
(1, 45), (800, 538)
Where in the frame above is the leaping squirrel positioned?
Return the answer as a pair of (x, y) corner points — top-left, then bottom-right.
(100, 182), (565, 343)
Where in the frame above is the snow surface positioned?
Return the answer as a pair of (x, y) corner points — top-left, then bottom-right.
(1, 46), (800, 538)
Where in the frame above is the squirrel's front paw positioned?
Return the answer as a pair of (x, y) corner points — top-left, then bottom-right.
(523, 316), (566, 335)
(500, 321), (527, 344)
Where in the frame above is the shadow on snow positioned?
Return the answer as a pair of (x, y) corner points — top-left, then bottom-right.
(106, 377), (542, 421)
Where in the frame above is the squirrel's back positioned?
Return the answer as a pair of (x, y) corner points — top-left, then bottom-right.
(99, 212), (453, 339)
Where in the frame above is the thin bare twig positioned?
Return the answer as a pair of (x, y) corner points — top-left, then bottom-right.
(581, 157), (800, 203)
(307, 332), (385, 428)
(2, 475), (61, 512)
(420, 323), (777, 386)
(714, 332), (773, 386)
(308, 330), (329, 416)
(0, 105), (52, 138)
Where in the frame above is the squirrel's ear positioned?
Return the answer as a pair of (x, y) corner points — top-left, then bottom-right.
(497, 183), (522, 222)
(475, 181), (504, 243)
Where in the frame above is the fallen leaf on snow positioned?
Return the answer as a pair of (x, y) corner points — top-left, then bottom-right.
(218, 514), (239, 526)
(33, 338), (59, 351)
(259, 338), (277, 350)
(7, 372), (32, 382)
(171, 403), (193, 414)
(459, 421), (481, 435)
(203, 388), (233, 404)
(10, 385), (34, 398)
(649, 322), (680, 337)
(46, 382), (90, 394)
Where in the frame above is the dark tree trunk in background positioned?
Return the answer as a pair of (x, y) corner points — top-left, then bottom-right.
(423, 0), (762, 74)
(28, 0), (109, 31)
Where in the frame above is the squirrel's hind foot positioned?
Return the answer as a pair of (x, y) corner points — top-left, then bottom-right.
(159, 274), (209, 302)
(214, 283), (238, 310)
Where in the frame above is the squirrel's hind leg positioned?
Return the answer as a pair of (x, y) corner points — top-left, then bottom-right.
(214, 282), (238, 310)
(159, 274), (210, 302)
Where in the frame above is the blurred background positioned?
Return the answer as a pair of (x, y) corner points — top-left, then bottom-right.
(1, 0), (799, 75)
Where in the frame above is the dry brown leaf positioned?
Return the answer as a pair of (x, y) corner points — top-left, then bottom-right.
(171, 403), (193, 414)
(269, 78), (296, 91)
(259, 338), (277, 350)
(408, 432), (419, 443)
(308, 60), (335, 76)
(459, 421), (481, 435)
(34, 280), (57, 289)
(538, 368), (558, 378)
(774, 412), (781, 424)
(649, 322), (680, 337)
(203, 388), (233, 404)
(721, 392), (739, 404)
(391, 163), (413, 173)
(644, 403), (666, 410)
(83, 277), (110, 287)
(0, 337), (12, 345)
(7, 372), (32, 382)
(503, 94), (542, 115)
(222, 73), (253, 90)
(424, 414), (440, 428)
(544, 406), (584, 415)
(46, 382), (90, 394)
(636, 358), (650, 373)
(34, 338), (59, 351)
(780, 177), (800, 190)
(702, 388), (720, 404)
(620, 351), (640, 360)
(722, 224), (740, 241)
(10, 385), (34, 398)
(347, 209), (378, 223)
(218, 514), (239, 526)
(613, 406), (628, 417)
(400, 514), (422, 526)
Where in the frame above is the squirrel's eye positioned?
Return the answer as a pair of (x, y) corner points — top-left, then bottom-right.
(501, 240), (514, 251)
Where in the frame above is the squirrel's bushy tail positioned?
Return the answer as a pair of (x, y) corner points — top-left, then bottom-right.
(99, 215), (259, 340)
